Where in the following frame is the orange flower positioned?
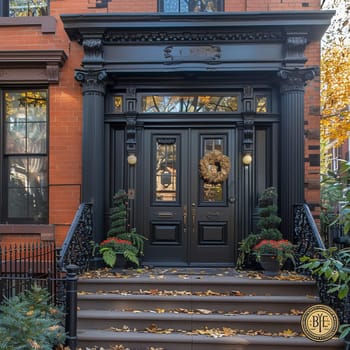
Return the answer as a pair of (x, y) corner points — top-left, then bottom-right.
(100, 237), (132, 246)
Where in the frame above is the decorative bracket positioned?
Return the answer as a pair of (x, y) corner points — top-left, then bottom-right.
(125, 87), (137, 114)
(284, 32), (308, 67)
(126, 117), (137, 155)
(242, 118), (254, 154)
(242, 85), (254, 113)
(82, 38), (104, 67)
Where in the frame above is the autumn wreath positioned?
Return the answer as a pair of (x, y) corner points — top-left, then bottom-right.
(199, 150), (231, 184)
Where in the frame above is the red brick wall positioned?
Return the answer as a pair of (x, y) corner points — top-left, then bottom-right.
(304, 41), (322, 219)
(0, 0), (322, 244)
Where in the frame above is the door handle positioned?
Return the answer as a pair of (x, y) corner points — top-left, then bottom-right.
(183, 205), (187, 226)
(191, 205), (196, 229)
(158, 212), (174, 218)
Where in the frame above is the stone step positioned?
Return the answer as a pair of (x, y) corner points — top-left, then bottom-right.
(78, 309), (302, 333)
(76, 330), (344, 350)
(76, 269), (344, 350)
(77, 275), (317, 296)
(78, 293), (319, 314)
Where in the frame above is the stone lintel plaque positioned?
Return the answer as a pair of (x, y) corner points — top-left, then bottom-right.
(164, 45), (221, 63)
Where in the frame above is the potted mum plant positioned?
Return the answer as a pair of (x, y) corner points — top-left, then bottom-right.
(236, 187), (295, 273)
(253, 239), (295, 275)
(99, 190), (146, 268)
(99, 236), (139, 268)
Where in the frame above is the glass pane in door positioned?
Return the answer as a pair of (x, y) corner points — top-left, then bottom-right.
(201, 137), (225, 202)
(154, 138), (177, 202)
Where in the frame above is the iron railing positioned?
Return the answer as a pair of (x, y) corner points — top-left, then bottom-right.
(0, 242), (79, 349)
(57, 202), (93, 273)
(0, 242), (58, 303)
(0, 202), (93, 350)
(294, 203), (350, 349)
(293, 203), (325, 261)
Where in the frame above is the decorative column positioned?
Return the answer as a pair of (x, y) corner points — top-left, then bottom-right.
(277, 67), (318, 241)
(75, 68), (107, 243)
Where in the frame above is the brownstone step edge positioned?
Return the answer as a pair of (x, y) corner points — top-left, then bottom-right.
(77, 330), (344, 350)
(76, 272), (344, 350)
(77, 273), (318, 296)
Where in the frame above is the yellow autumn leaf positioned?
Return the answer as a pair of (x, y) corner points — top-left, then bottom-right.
(279, 329), (298, 337)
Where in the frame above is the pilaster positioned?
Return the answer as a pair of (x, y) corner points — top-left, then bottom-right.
(239, 86), (256, 237)
(75, 68), (107, 243)
(277, 67), (318, 241)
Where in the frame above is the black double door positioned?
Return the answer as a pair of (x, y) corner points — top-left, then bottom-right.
(139, 127), (236, 266)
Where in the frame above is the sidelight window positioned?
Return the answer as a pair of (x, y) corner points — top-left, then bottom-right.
(256, 95), (269, 113)
(159, 0), (223, 12)
(2, 89), (48, 223)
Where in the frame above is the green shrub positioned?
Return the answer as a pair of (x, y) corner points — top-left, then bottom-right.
(300, 247), (350, 341)
(0, 285), (66, 350)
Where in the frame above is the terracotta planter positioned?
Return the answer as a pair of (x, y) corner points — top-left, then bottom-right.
(259, 254), (280, 276)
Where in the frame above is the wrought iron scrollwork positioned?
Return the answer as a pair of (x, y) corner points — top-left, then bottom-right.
(57, 203), (93, 274)
(293, 203), (325, 261)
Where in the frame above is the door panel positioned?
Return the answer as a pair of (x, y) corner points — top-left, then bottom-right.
(141, 128), (235, 266)
(190, 130), (234, 264)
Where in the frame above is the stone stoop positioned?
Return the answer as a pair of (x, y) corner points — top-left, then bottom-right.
(76, 269), (344, 350)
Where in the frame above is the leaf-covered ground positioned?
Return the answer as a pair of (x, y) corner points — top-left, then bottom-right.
(80, 267), (312, 281)
(77, 347), (161, 350)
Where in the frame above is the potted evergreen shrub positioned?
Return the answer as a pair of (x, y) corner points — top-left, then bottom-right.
(236, 187), (295, 273)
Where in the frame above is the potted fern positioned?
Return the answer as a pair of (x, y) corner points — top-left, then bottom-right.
(100, 190), (146, 268)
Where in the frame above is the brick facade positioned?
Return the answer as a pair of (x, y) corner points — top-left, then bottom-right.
(0, 0), (325, 246)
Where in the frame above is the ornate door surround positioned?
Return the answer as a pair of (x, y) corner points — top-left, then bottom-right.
(62, 11), (332, 245)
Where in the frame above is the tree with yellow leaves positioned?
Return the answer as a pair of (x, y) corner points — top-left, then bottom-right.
(321, 45), (350, 146)
(320, 0), (350, 173)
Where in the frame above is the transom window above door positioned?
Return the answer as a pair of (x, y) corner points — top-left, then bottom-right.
(159, 0), (223, 13)
(110, 91), (271, 114)
(142, 95), (239, 113)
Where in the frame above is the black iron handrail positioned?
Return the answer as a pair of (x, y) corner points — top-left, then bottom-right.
(57, 202), (93, 273)
(293, 203), (325, 261)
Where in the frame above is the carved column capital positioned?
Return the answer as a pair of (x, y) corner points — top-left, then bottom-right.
(75, 68), (107, 96)
(277, 67), (319, 94)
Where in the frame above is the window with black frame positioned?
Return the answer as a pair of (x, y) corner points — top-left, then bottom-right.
(3, 0), (49, 17)
(2, 90), (48, 223)
(159, 0), (223, 13)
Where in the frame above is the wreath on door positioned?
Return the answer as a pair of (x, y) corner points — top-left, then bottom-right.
(199, 150), (231, 184)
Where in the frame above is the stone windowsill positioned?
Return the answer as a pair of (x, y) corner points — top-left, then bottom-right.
(0, 224), (55, 241)
(0, 16), (56, 33)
